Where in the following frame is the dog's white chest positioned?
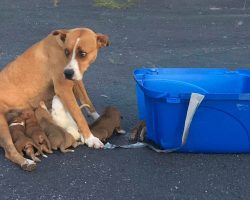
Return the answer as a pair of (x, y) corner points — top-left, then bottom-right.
(51, 95), (81, 141)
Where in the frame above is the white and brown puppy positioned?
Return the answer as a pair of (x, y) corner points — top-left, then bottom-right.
(0, 28), (109, 170)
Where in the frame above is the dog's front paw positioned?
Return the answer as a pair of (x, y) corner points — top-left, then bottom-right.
(85, 134), (104, 149)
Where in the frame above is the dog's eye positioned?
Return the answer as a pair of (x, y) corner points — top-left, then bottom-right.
(78, 50), (87, 58)
(64, 49), (70, 57)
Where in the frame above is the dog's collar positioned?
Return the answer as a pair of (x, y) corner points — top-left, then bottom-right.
(9, 121), (25, 127)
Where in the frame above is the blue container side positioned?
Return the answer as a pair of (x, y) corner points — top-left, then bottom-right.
(134, 68), (250, 153)
(135, 84), (146, 120)
(145, 98), (250, 153)
(179, 100), (250, 153)
(145, 97), (189, 149)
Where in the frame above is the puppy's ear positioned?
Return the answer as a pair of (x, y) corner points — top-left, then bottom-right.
(6, 112), (19, 123)
(96, 33), (110, 48)
(52, 29), (69, 47)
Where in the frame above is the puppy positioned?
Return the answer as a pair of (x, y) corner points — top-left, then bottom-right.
(51, 95), (87, 143)
(90, 106), (125, 142)
(22, 109), (52, 154)
(6, 111), (43, 162)
(35, 102), (80, 153)
(129, 121), (146, 142)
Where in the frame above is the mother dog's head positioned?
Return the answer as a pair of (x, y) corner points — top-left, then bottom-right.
(52, 28), (109, 80)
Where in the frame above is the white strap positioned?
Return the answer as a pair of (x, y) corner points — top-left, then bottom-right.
(181, 93), (205, 145)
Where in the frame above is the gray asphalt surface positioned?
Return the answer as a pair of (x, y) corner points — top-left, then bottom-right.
(1, 0), (250, 199)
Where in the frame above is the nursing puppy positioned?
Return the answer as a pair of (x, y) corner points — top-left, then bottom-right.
(35, 102), (80, 152)
(0, 28), (109, 170)
(6, 111), (43, 163)
(90, 106), (125, 142)
(22, 109), (52, 154)
(51, 95), (87, 143)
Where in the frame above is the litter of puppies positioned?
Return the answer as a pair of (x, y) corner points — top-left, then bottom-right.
(4, 96), (125, 164)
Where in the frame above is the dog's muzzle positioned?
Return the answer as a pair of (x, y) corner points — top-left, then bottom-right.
(64, 69), (74, 80)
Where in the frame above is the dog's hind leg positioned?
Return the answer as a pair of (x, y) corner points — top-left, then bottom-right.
(0, 114), (36, 171)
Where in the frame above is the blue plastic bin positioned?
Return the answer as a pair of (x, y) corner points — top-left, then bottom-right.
(134, 68), (250, 153)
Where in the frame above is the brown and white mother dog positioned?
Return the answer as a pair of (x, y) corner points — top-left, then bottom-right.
(0, 28), (109, 171)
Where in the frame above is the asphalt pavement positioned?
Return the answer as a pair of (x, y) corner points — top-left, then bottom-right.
(0, 0), (250, 199)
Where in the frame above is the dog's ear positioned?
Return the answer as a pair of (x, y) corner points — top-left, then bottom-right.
(52, 29), (69, 47)
(96, 33), (110, 48)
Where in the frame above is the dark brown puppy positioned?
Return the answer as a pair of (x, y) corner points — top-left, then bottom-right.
(129, 121), (146, 142)
(6, 111), (43, 162)
(22, 109), (52, 154)
(35, 102), (79, 153)
(90, 106), (125, 142)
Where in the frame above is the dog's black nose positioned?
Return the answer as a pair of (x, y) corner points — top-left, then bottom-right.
(64, 69), (74, 80)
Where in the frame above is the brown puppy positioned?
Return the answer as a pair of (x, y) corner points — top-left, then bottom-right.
(0, 28), (109, 170)
(90, 106), (125, 142)
(35, 102), (80, 153)
(6, 111), (43, 163)
(22, 109), (52, 155)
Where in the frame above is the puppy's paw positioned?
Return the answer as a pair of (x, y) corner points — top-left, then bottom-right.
(21, 159), (36, 171)
(85, 134), (104, 149)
